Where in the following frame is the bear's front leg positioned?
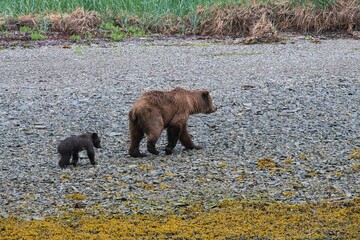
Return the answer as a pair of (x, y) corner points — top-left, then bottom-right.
(86, 147), (97, 165)
(59, 153), (72, 168)
(165, 125), (181, 155)
(179, 127), (202, 150)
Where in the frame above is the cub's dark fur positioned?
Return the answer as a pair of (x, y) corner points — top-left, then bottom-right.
(57, 132), (101, 168)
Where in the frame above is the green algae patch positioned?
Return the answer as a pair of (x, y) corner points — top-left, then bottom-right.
(1, 198), (359, 239)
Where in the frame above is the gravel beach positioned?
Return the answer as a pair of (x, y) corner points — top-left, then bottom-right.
(0, 37), (359, 219)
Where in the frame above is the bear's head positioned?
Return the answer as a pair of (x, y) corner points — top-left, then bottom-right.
(91, 133), (102, 148)
(201, 91), (217, 114)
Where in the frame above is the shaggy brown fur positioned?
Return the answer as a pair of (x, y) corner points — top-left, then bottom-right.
(58, 132), (101, 168)
(128, 87), (217, 157)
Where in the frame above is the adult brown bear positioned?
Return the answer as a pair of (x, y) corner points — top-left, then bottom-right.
(128, 87), (217, 157)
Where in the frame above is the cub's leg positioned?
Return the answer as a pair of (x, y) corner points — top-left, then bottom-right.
(165, 125), (181, 155)
(86, 147), (96, 165)
(59, 153), (72, 168)
(71, 152), (79, 167)
(179, 127), (202, 150)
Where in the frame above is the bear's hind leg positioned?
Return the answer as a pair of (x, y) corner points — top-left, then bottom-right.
(145, 116), (163, 155)
(146, 128), (162, 155)
(165, 125), (181, 155)
(129, 120), (146, 157)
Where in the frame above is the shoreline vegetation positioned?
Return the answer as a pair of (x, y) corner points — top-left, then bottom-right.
(1, 198), (359, 239)
(0, 0), (360, 43)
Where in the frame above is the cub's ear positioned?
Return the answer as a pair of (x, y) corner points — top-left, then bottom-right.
(202, 91), (209, 99)
(92, 133), (98, 139)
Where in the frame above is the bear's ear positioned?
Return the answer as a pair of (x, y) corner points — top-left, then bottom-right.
(202, 91), (209, 99)
(92, 133), (98, 139)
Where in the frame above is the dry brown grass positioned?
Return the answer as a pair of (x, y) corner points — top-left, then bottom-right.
(145, 14), (192, 35)
(0, 14), (38, 30)
(196, 0), (360, 38)
(1, 8), (102, 35)
(47, 8), (102, 35)
(274, 0), (360, 33)
(114, 16), (141, 28)
(196, 5), (255, 36)
(245, 12), (284, 43)
(195, 4), (284, 43)
(1, 15), (38, 31)
(17, 14), (38, 28)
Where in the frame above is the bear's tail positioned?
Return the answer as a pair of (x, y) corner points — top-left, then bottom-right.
(129, 108), (137, 122)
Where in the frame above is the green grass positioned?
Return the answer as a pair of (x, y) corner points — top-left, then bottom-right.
(30, 32), (46, 40)
(110, 32), (125, 41)
(127, 26), (146, 37)
(19, 26), (32, 33)
(0, 0), (350, 18)
(0, 0), (214, 17)
(100, 22), (146, 40)
(69, 35), (81, 41)
(22, 43), (31, 48)
(100, 22), (121, 32)
(73, 45), (86, 54)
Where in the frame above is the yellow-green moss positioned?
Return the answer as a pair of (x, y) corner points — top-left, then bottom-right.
(349, 149), (360, 159)
(165, 171), (174, 177)
(257, 158), (276, 169)
(64, 193), (86, 201)
(283, 157), (293, 164)
(1, 198), (359, 239)
(218, 162), (228, 168)
(138, 165), (153, 171)
(60, 173), (71, 180)
(298, 153), (308, 160)
(136, 183), (155, 191)
(351, 163), (360, 171)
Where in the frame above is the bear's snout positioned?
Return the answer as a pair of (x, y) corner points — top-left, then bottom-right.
(207, 105), (217, 113)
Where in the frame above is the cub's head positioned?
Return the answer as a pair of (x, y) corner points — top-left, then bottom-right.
(91, 133), (102, 148)
(201, 91), (217, 114)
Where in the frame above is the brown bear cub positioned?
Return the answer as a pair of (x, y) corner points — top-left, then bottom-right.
(128, 87), (217, 157)
(58, 132), (101, 168)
